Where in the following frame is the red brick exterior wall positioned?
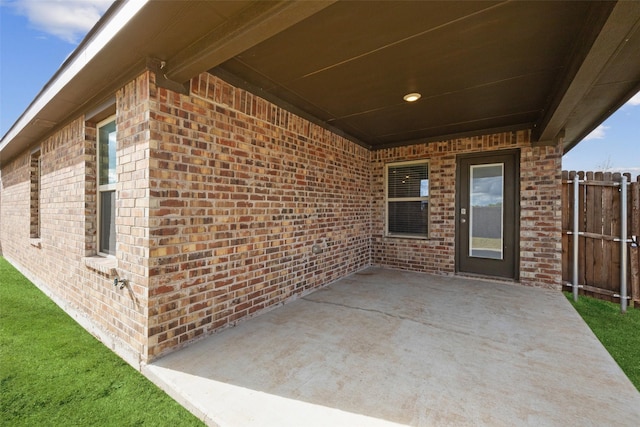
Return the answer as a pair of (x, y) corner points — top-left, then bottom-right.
(372, 132), (563, 289)
(0, 69), (562, 364)
(0, 114), (147, 366)
(519, 144), (563, 288)
(145, 72), (372, 359)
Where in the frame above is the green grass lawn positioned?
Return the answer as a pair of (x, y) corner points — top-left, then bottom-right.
(0, 257), (204, 426)
(565, 293), (640, 391)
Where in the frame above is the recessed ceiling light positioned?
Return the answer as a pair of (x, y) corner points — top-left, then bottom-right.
(403, 92), (421, 102)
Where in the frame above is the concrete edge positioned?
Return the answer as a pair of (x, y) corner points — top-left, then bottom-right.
(141, 363), (218, 426)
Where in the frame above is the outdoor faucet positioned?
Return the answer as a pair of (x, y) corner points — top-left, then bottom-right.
(113, 278), (128, 289)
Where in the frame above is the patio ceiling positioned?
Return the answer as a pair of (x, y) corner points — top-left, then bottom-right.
(213, 0), (638, 149)
(2, 1), (639, 162)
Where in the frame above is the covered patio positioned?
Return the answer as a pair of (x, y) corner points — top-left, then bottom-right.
(144, 269), (640, 426)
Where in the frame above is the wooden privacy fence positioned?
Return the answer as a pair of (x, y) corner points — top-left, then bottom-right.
(562, 171), (640, 310)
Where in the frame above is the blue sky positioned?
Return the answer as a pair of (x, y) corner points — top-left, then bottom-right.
(1, 0), (638, 176)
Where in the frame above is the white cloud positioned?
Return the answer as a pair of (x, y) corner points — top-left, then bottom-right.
(584, 124), (609, 141)
(11, 0), (113, 44)
(626, 91), (640, 106)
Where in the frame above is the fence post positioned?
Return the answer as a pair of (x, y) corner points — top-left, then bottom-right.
(631, 176), (640, 308)
(620, 176), (628, 313)
(573, 176), (580, 302)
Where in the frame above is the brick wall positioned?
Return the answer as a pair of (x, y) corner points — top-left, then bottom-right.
(110, 72), (154, 361)
(0, 105), (149, 367)
(145, 72), (372, 359)
(1, 152), (30, 260)
(0, 69), (563, 365)
(372, 131), (563, 289)
(1, 118), (89, 279)
(519, 144), (563, 288)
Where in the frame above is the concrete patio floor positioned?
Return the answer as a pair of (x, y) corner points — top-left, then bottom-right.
(143, 268), (640, 426)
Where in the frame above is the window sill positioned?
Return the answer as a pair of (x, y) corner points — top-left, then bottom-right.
(29, 238), (42, 248)
(83, 256), (117, 276)
(385, 233), (430, 240)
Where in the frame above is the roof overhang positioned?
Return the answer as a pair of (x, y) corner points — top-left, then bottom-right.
(2, 0), (639, 163)
(534, 0), (640, 150)
(0, 0), (335, 163)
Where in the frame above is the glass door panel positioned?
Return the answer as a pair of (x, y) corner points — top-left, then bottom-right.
(469, 163), (503, 259)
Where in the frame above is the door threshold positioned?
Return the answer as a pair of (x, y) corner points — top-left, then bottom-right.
(455, 272), (519, 285)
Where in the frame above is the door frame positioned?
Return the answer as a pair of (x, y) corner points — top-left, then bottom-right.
(455, 149), (520, 280)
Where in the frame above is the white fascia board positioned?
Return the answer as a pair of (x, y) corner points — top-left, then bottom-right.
(0, 0), (150, 153)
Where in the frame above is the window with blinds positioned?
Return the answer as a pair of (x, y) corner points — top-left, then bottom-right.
(385, 160), (429, 238)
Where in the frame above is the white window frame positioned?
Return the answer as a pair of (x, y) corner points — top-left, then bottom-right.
(97, 115), (116, 256)
(385, 159), (430, 239)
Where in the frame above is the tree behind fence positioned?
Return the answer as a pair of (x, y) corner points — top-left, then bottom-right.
(561, 171), (640, 308)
